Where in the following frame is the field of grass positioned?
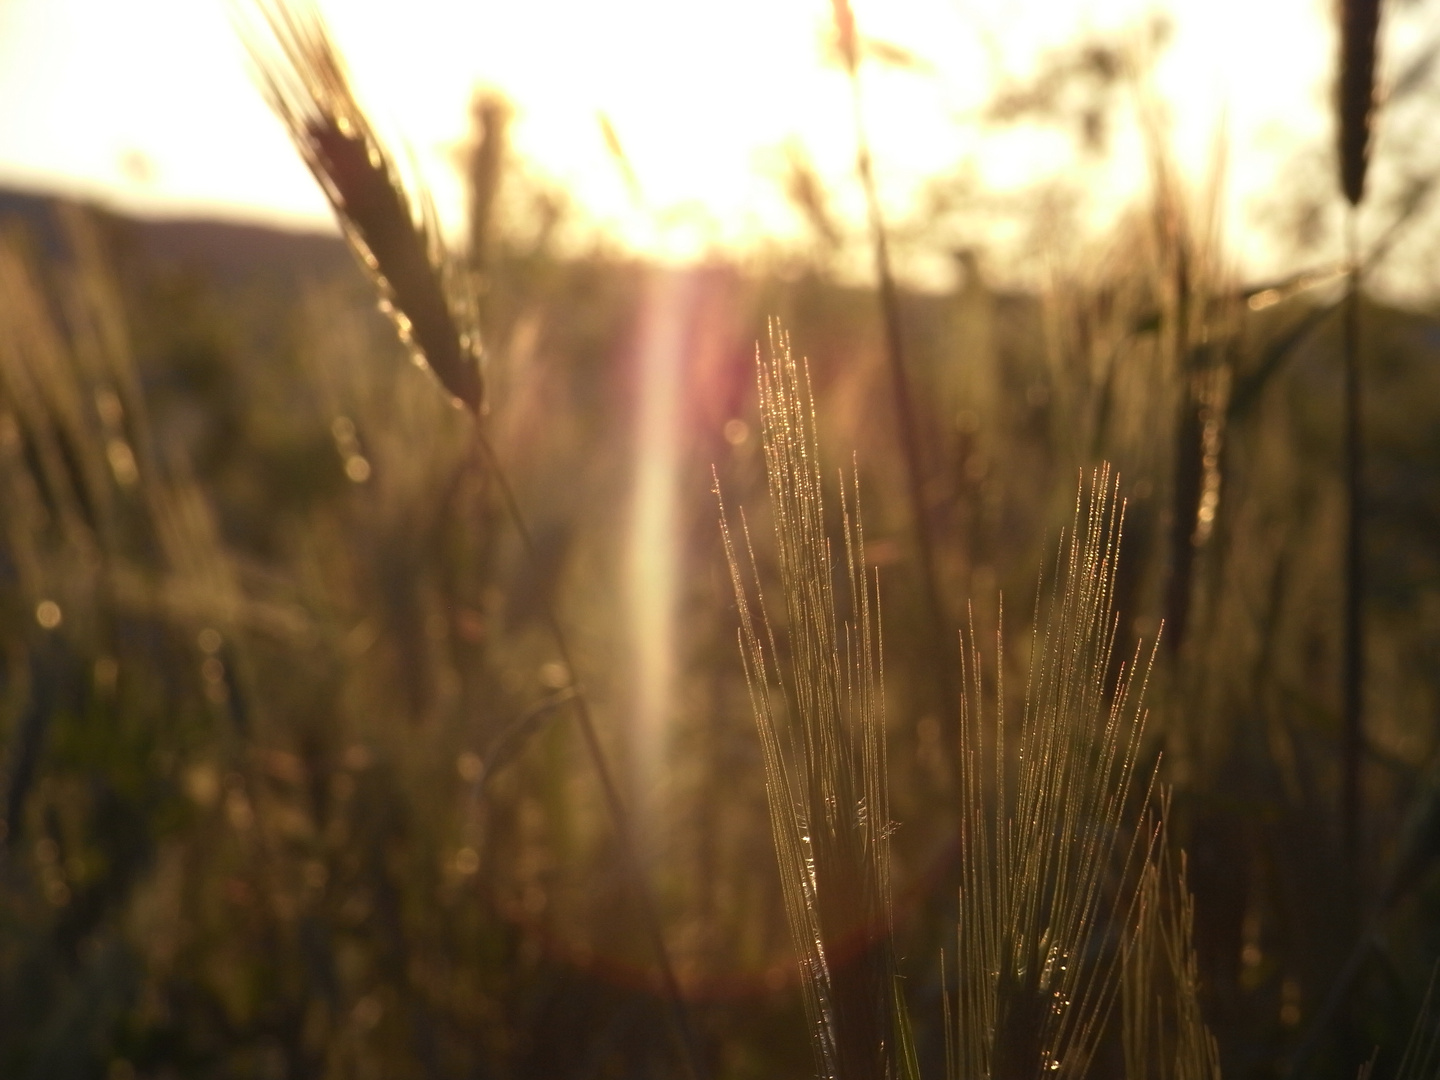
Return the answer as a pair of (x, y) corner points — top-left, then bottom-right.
(1, 2), (1439, 1078)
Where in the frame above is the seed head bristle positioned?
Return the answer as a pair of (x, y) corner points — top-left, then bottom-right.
(955, 466), (1164, 1080)
(1122, 809), (1222, 1080)
(717, 324), (904, 1080)
(244, 0), (483, 413)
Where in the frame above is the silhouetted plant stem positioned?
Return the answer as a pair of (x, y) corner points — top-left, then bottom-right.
(244, 10), (707, 1075)
(838, 10), (956, 718)
(1335, 0), (1379, 896)
(1342, 209), (1365, 884)
(1164, 353), (1202, 654)
(470, 429), (707, 1080)
(1329, 0), (1379, 919)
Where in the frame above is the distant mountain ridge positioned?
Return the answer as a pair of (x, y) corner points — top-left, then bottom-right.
(0, 184), (351, 287)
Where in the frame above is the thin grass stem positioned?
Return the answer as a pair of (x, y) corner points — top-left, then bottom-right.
(242, 8), (706, 1075)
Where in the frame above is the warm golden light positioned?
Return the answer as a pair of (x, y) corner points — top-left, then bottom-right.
(628, 270), (690, 810)
(0, 0), (1393, 282)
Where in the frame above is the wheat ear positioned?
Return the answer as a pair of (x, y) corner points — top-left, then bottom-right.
(1338, 0), (1382, 207)
(242, 8), (706, 1078)
(954, 467), (1162, 1080)
(245, 0), (483, 414)
(718, 325), (913, 1080)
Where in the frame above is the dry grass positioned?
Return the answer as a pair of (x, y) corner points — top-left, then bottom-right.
(718, 326), (913, 1080)
(719, 330), (1223, 1080)
(1123, 809), (1221, 1080)
(953, 466), (1162, 1080)
(244, 0), (484, 415)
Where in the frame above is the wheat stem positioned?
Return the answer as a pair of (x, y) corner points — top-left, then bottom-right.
(243, 7), (706, 1076)
(833, 0), (956, 723)
(1341, 208), (1366, 886)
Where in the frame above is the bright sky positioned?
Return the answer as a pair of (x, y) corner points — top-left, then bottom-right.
(0, 0), (1429, 286)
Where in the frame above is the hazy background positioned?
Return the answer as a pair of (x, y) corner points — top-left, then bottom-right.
(1, 0), (1418, 282)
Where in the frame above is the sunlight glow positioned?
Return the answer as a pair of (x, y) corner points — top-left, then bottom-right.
(628, 269), (691, 814)
(0, 0), (1380, 281)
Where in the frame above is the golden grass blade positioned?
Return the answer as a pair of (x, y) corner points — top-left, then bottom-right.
(243, 0), (483, 414)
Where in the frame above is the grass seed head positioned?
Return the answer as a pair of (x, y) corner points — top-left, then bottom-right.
(244, 0), (484, 414)
(954, 467), (1166, 1080)
(1337, 0), (1383, 206)
(718, 325), (907, 1080)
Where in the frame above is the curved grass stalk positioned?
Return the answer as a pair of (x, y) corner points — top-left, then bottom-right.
(244, 0), (482, 414)
(240, 7), (705, 1078)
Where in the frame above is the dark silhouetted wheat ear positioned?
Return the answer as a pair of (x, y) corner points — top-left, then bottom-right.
(244, 10), (711, 1079)
(1338, 0), (1382, 206)
(245, 1), (483, 414)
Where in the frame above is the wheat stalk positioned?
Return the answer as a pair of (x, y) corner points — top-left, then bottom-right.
(1334, 0), (1383, 880)
(827, 0), (956, 722)
(245, 0), (483, 415)
(718, 325), (914, 1080)
(954, 466), (1162, 1080)
(1338, 0), (1382, 207)
(242, 8), (706, 1077)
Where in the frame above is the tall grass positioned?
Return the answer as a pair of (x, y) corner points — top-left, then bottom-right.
(953, 468), (1163, 1080)
(243, 5), (706, 1076)
(719, 328), (1227, 1080)
(718, 327), (912, 1080)
(1336, 0), (1383, 879)
(1123, 812), (1221, 1080)
(2, 3), (1439, 1076)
